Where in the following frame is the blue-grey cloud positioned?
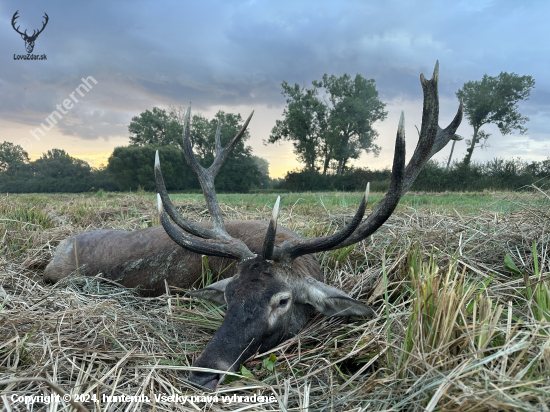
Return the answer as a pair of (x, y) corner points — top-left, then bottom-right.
(0, 0), (547, 155)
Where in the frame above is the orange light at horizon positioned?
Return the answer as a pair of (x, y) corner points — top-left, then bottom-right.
(72, 153), (112, 168)
(27, 152), (113, 168)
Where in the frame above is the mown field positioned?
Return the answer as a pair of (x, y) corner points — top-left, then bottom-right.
(1, 189), (549, 411)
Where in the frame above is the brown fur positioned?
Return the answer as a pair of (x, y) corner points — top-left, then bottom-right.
(44, 220), (321, 295)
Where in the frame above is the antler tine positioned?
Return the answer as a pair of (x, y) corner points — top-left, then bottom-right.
(35, 13), (49, 36)
(210, 111), (254, 176)
(401, 97), (463, 194)
(324, 61), (463, 250)
(271, 185), (369, 262)
(155, 104), (256, 261)
(400, 61), (463, 194)
(180, 104), (227, 237)
(214, 119), (222, 156)
(262, 196), (281, 260)
(11, 11), (24, 35)
(154, 150), (218, 239)
(157, 194), (255, 261)
(326, 112), (406, 249)
(181, 105), (254, 238)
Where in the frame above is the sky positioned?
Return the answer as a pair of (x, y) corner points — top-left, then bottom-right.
(1, 0), (548, 178)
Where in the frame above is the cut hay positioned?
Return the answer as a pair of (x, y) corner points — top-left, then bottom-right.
(1, 189), (549, 411)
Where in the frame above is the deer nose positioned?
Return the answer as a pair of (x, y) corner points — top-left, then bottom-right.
(189, 370), (224, 389)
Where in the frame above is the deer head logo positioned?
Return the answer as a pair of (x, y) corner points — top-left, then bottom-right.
(12, 11), (49, 54)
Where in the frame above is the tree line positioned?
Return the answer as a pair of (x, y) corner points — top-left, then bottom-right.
(1, 135), (547, 193)
(0, 109), (274, 193)
(277, 157), (550, 192)
(267, 71), (535, 172)
(0, 144), (117, 193)
(0, 69), (540, 193)
(269, 69), (540, 190)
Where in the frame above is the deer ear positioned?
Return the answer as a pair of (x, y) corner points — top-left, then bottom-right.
(300, 277), (375, 317)
(187, 277), (232, 305)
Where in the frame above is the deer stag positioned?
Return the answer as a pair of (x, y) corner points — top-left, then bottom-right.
(11, 11), (49, 54)
(44, 62), (462, 389)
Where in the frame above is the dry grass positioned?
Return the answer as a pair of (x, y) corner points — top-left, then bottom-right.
(1, 188), (550, 411)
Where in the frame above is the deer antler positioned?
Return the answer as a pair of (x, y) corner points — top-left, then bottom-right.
(11, 11), (25, 36)
(155, 105), (256, 261)
(181, 107), (253, 237)
(326, 61), (463, 250)
(11, 11), (49, 39)
(32, 13), (49, 39)
(156, 62), (461, 264)
(267, 185), (370, 262)
(270, 61), (462, 259)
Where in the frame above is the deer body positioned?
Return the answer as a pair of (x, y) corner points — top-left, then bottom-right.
(44, 220), (321, 294)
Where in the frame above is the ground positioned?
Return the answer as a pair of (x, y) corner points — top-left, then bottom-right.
(1, 189), (549, 411)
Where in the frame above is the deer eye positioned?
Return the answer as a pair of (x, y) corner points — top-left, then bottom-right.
(278, 298), (289, 307)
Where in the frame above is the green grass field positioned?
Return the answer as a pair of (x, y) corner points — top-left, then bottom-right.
(166, 190), (546, 214)
(6, 188), (548, 220)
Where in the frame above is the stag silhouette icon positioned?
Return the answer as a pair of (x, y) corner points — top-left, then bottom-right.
(12, 11), (49, 53)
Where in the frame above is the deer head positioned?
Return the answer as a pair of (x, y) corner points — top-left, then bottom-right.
(155, 61), (463, 389)
(12, 11), (49, 53)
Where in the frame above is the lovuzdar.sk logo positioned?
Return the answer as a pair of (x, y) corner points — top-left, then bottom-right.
(12, 10), (48, 60)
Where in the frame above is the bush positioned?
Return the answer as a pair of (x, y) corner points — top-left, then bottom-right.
(411, 158), (550, 192)
(276, 157), (550, 192)
(107, 144), (262, 192)
(277, 168), (390, 192)
(0, 149), (118, 193)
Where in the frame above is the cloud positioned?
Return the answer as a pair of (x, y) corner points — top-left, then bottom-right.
(0, 0), (547, 168)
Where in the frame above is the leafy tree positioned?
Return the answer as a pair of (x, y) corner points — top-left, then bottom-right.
(267, 74), (386, 175)
(266, 82), (327, 172)
(33, 149), (91, 179)
(251, 155), (271, 189)
(128, 107), (183, 147)
(108, 144), (261, 192)
(125, 107), (263, 192)
(191, 111), (251, 162)
(108, 145), (195, 191)
(456, 72), (535, 165)
(314, 74), (387, 174)
(213, 150), (261, 192)
(0, 141), (29, 173)
(129, 107), (252, 154)
(0, 147), (116, 193)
